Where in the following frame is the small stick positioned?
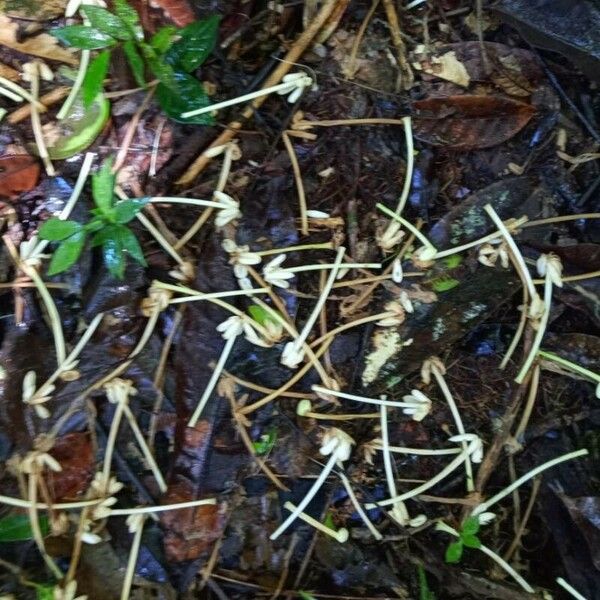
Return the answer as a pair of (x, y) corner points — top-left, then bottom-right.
(8, 86), (69, 124)
(282, 131), (308, 235)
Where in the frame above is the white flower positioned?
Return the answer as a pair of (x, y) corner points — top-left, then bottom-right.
(126, 514), (145, 533)
(449, 433), (484, 463)
(277, 72), (313, 103)
(20, 450), (62, 474)
(306, 210), (330, 218)
(216, 316), (244, 339)
(401, 389), (432, 421)
(478, 241), (509, 269)
(22, 61), (53, 82)
(213, 191), (241, 227)
(413, 245), (437, 262)
(222, 239), (261, 278)
(537, 253), (563, 288)
(421, 356), (446, 385)
(263, 254), (295, 289)
(90, 472), (123, 497)
(392, 258), (403, 283)
(409, 514), (427, 527)
(378, 221), (405, 252)
(104, 378), (136, 405)
(320, 427), (355, 462)
(399, 290), (413, 313)
(528, 293), (546, 320)
(281, 341), (305, 368)
(477, 512), (496, 525)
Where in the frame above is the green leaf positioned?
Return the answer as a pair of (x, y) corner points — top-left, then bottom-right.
(298, 593), (317, 600)
(252, 428), (277, 455)
(443, 254), (462, 269)
(47, 231), (86, 276)
(46, 94), (110, 160)
(112, 197), (149, 224)
(39, 218), (82, 241)
(123, 41), (146, 88)
(113, 0), (143, 41)
(92, 158), (116, 214)
(35, 584), (55, 600)
(117, 226), (146, 266)
(102, 237), (125, 278)
(165, 15), (219, 73)
(82, 50), (111, 108)
(91, 225), (119, 247)
(445, 540), (463, 564)
(51, 25), (116, 49)
(151, 26), (178, 54)
(461, 516), (480, 536)
(81, 5), (131, 40)
(155, 73), (213, 124)
(248, 305), (282, 327)
(418, 565), (436, 600)
(430, 274), (460, 293)
(461, 534), (481, 549)
(322, 512), (336, 531)
(0, 513), (49, 542)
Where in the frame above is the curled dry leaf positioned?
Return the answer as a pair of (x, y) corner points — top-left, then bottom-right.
(413, 95), (535, 149)
(0, 155), (40, 200)
(0, 15), (77, 65)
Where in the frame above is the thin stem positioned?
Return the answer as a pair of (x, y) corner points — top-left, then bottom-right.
(285, 262), (381, 274)
(109, 498), (216, 515)
(515, 275), (552, 384)
(431, 366), (474, 492)
(513, 364), (540, 443)
(472, 448), (588, 517)
(380, 405), (409, 524)
(371, 444), (461, 456)
(282, 132), (308, 235)
(337, 472), (382, 540)
(135, 211), (185, 266)
(309, 312), (394, 347)
(394, 117), (414, 216)
(57, 49), (90, 120)
(282, 501), (348, 542)
(270, 452), (338, 540)
(256, 242), (333, 256)
(102, 401), (126, 485)
(303, 411), (379, 421)
(188, 335), (237, 427)
(312, 386), (426, 410)
(121, 517), (146, 600)
(500, 284), (528, 370)
(149, 197), (225, 209)
(533, 269), (600, 284)
(556, 577), (588, 600)
(0, 76), (43, 107)
(478, 543), (534, 593)
(523, 213), (600, 228)
(28, 66), (54, 176)
(377, 203), (436, 253)
(538, 349), (600, 384)
(0, 85), (23, 102)
(484, 204), (536, 299)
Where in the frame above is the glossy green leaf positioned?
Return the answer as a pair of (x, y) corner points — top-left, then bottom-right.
(252, 428), (277, 455)
(90, 224), (120, 247)
(430, 274), (460, 292)
(113, 0), (143, 41)
(46, 94), (110, 160)
(165, 15), (219, 72)
(445, 540), (463, 564)
(155, 73), (213, 124)
(102, 237), (125, 278)
(81, 5), (131, 40)
(92, 158), (116, 214)
(51, 25), (116, 49)
(461, 516), (480, 536)
(151, 26), (178, 54)
(82, 49), (111, 108)
(113, 197), (149, 224)
(461, 534), (481, 549)
(39, 218), (82, 241)
(35, 584), (55, 600)
(118, 226), (146, 265)
(0, 513), (49, 542)
(123, 41), (146, 88)
(47, 231), (86, 276)
(248, 305), (282, 327)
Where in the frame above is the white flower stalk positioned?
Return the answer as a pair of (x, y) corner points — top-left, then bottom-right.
(65, 0), (105, 17)
(515, 253), (563, 384)
(296, 399), (378, 421)
(337, 471), (382, 540)
(213, 191), (242, 227)
(312, 386), (431, 421)
(538, 349), (600, 393)
(422, 357), (474, 491)
(121, 515), (146, 600)
(365, 434), (483, 509)
(222, 239), (262, 278)
(53, 580), (87, 600)
(22, 61), (55, 176)
(380, 405), (410, 525)
(283, 501), (349, 542)
(472, 448), (588, 519)
(270, 427), (355, 540)
(188, 316), (243, 427)
(255, 242), (334, 257)
(377, 203), (437, 260)
(556, 577), (587, 600)
(181, 72), (313, 118)
(435, 521), (535, 593)
(367, 439), (462, 456)
(281, 247), (345, 368)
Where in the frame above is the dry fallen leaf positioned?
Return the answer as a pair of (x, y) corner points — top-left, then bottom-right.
(0, 61), (19, 81)
(412, 47), (471, 87)
(0, 154), (40, 199)
(0, 15), (77, 65)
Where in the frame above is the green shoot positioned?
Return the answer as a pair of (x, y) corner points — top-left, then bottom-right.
(39, 157), (148, 278)
(444, 516), (481, 563)
(418, 565), (436, 600)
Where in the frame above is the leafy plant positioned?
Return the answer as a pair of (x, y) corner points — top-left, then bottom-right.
(0, 513), (49, 542)
(252, 428), (277, 455)
(418, 565), (436, 600)
(39, 158), (148, 278)
(444, 516), (481, 563)
(51, 0), (219, 123)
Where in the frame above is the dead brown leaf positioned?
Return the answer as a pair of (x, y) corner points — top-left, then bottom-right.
(0, 154), (40, 199)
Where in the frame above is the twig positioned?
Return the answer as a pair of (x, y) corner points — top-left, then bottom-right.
(282, 131), (308, 236)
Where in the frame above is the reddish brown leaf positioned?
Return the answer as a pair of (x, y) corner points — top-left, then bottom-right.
(150, 0), (195, 26)
(413, 95), (535, 149)
(47, 433), (94, 501)
(0, 155), (40, 199)
(160, 479), (225, 562)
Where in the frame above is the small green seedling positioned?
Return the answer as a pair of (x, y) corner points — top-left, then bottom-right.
(252, 428), (277, 455)
(418, 565), (436, 600)
(39, 157), (148, 278)
(51, 0), (219, 122)
(444, 516), (481, 563)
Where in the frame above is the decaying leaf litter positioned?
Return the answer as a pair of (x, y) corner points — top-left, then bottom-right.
(0, 0), (599, 598)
